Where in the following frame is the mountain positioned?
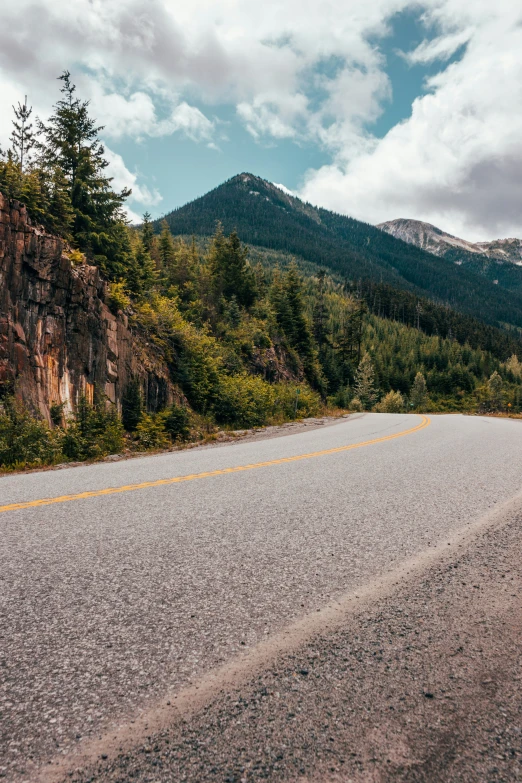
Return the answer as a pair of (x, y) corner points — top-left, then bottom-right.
(159, 174), (522, 330)
(377, 218), (522, 264)
(378, 218), (522, 293)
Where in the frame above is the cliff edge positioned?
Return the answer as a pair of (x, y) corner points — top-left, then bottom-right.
(0, 192), (174, 422)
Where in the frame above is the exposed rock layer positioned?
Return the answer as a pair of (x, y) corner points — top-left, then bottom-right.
(0, 192), (174, 422)
(378, 217), (522, 265)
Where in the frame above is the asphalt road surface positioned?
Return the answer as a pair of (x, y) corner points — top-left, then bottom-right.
(1, 413), (522, 782)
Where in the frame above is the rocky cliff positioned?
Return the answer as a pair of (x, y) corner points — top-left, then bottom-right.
(377, 218), (522, 265)
(0, 192), (174, 422)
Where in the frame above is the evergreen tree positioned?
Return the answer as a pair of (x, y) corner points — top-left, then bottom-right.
(163, 403), (191, 441)
(224, 295), (241, 327)
(210, 225), (257, 307)
(10, 96), (35, 172)
(37, 71), (131, 276)
(270, 267), (294, 340)
(488, 370), (503, 411)
(313, 270), (329, 351)
(280, 263), (322, 389)
(158, 219), (176, 269)
(506, 354), (522, 378)
(44, 165), (74, 238)
(127, 237), (157, 298)
(354, 352), (377, 410)
(254, 261), (267, 298)
(0, 151), (20, 199)
(336, 297), (367, 384)
(121, 380), (143, 431)
(142, 212), (154, 254)
(410, 371), (429, 410)
(284, 263), (314, 358)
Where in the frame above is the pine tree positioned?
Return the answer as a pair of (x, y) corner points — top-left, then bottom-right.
(283, 263), (321, 388)
(10, 96), (35, 172)
(45, 165), (74, 238)
(506, 354), (522, 379)
(141, 212), (154, 253)
(127, 237), (157, 298)
(354, 352), (377, 410)
(270, 267), (295, 339)
(488, 370), (503, 411)
(121, 380), (143, 431)
(158, 220), (175, 269)
(313, 270), (329, 351)
(210, 225), (257, 307)
(254, 261), (267, 298)
(284, 263), (313, 355)
(37, 71), (131, 275)
(410, 371), (429, 411)
(224, 295), (241, 327)
(336, 297), (367, 384)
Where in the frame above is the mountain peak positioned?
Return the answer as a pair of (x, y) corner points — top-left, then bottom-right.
(158, 175), (522, 328)
(378, 218), (522, 265)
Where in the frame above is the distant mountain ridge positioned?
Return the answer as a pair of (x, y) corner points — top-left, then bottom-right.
(377, 218), (522, 266)
(158, 173), (522, 330)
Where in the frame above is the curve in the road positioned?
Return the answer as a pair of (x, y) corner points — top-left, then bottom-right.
(0, 414), (430, 515)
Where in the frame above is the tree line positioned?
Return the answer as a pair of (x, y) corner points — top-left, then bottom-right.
(1, 74), (521, 469)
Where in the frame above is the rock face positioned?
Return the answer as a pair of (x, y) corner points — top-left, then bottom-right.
(0, 192), (174, 422)
(377, 218), (522, 265)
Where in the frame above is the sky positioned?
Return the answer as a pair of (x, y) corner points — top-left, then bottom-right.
(0, 0), (521, 241)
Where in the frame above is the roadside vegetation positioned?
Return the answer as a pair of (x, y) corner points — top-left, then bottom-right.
(1, 73), (521, 471)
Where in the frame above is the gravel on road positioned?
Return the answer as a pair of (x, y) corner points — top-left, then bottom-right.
(64, 502), (522, 783)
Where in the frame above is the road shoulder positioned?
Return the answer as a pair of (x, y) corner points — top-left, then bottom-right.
(55, 499), (522, 783)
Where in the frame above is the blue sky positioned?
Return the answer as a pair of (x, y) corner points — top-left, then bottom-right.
(108, 8), (464, 219)
(1, 0), (521, 240)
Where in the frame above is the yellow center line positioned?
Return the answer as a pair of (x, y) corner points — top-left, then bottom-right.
(0, 416), (430, 515)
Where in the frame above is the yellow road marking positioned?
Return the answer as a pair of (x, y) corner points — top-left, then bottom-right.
(0, 416), (430, 515)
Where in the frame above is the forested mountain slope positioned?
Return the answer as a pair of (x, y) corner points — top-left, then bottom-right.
(161, 174), (522, 330)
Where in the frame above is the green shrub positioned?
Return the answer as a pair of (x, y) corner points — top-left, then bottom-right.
(163, 403), (191, 441)
(0, 397), (64, 469)
(62, 396), (125, 461)
(121, 380), (143, 432)
(213, 374), (275, 428)
(68, 249), (84, 267)
(136, 296), (223, 413)
(349, 397), (363, 412)
(108, 281), (131, 314)
(374, 390), (404, 413)
(410, 372), (429, 411)
(50, 401), (65, 426)
(330, 385), (352, 409)
(134, 413), (170, 450)
(272, 383), (322, 420)
(253, 330), (271, 350)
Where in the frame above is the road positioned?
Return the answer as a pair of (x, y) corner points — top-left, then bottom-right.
(1, 412), (522, 782)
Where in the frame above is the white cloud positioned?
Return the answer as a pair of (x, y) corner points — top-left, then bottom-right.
(272, 183), (296, 197)
(402, 28), (472, 65)
(237, 92), (309, 140)
(0, 0), (521, 237)
(104, 147), (163, 221)
(161, 102), (214, 142)
(299, 1), (522, 240)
